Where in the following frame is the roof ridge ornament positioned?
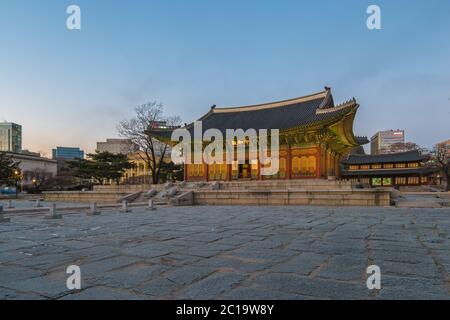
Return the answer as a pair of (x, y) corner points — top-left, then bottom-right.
(316, 98), (358, 114)
(212, 90), (328, 113)
(318, 86), (333, 109)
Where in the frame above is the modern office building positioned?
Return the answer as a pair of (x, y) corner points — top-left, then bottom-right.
(96, 138), (139, 155)
(52, 147), (84, 160)
(370, 130), (405, 155)
(0, 122), (22, 153)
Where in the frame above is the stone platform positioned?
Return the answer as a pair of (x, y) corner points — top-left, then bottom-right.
(1, 205), (449, 299)
(194, 189), (390, 206)
(43, 180), (392, 207)
(43, 191), (131, 204)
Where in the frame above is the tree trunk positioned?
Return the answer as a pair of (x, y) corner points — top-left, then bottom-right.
(152, 170), (159, 184)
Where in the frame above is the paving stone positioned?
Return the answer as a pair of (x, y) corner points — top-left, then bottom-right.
(371, 249), (433, 264)
(316, 255), (367, 281)
(376, 288), (448, 300)
(381, 275), (448, 296)
(0, 287), (45, 300)
(136, 277), (178, 297)
(164, 265), (216, 285)
(378, 261), (442, 280)
(2, 274), (72, 299)
(80, 256), (142, 276)
(94, 263), (166, 289)
(60, 286), (145, 300)
(255, 273), (370, 299)
(1, 204), (450, 299)
(221, 286), (311, 300)
(271, 252), (329, 275)
(13, 253), (76, 270)
(175, 272), (246, 299)
(0, 265), (43, 286)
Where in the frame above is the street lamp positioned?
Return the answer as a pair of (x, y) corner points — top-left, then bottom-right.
(14, 170), (21, 197)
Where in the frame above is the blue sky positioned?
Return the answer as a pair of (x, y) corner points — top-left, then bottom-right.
(0, 0), (449, 155)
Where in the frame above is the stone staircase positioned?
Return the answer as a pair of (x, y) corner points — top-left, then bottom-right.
(124, 179), (392, 207)
(130, 181), (207, 205)
(394, 193), (450, 208)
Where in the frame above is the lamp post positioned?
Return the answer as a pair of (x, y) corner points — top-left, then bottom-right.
(32, 178), (37, 193)
(14, 170), (21, 198)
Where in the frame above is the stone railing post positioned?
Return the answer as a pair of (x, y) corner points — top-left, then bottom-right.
(45, 203), (62, 219)
(0, 205), (11, 223)
(88, 202), (101, 216)
(120, 200), (131, 213)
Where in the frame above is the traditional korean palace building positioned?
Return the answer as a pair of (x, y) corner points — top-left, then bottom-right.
(341, 150), (431, 187)
(152, 88), (369, 182)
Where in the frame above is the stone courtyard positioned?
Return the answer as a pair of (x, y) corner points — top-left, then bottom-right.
(0, 205), (449, 300)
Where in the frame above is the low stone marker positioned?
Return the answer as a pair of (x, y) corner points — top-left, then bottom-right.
(35, 199), (42, 207)
(87, 202), (101, 216)
(45, 203), (62, 219)
(6, 200), (14, 209)
(148, 199), (156, 211)
(120, 200), (131, 213)
(0, 205), (11, 223)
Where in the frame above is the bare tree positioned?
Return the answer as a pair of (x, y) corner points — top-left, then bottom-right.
(117, 102), (181, 184)
(430, 144), (450, 191)
(386, 142), (426, 154)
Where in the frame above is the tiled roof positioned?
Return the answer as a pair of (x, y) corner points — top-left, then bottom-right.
(342, 150), (428, 165)
(187, 89), (359, 134)
(149, 88), (368, 146)
(341, 168), (429, 177)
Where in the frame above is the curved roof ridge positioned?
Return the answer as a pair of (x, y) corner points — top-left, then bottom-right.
(343, 150), (427, 164)
(316, 98), (357, 114)
(350, 150), (421, 158)
(212, 90), (328, 113)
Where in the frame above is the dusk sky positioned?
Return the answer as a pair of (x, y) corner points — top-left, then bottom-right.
(1, 0), (449, 156)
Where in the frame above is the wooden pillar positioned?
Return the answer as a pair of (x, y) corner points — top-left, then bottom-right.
(315, 147), (321, 178)
(286, 146), (292, 180)
(330, 151), (335, 176)
(184, 164), (188, 181)
(335, 154), (341, 178)
(226, 164), (232, 181)
(205, 163), (209, 181)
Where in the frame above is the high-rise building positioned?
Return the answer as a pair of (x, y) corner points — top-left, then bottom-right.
(96, 138), (139, 155)
(370, 130), (405, 155)
(0, 122), (22, 153)
(52, 146), (84, 160)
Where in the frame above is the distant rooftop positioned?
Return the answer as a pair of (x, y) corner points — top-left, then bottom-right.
(342, 150), (427, 165)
